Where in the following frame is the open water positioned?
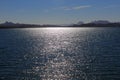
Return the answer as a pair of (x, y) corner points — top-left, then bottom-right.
(0, 27), (120, 80)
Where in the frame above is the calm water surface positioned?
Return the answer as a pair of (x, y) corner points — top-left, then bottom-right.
(0, 27), (120, 80)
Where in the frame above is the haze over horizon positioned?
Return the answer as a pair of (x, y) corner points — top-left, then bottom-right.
(0, 0), (120, 24)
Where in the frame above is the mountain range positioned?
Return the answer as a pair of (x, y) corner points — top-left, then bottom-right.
(0, 20), (120, 28)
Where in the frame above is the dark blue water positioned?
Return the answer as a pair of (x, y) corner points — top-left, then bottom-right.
(0, 27), (120, 80)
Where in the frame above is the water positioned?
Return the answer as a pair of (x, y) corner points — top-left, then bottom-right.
(0, 27), (120, 80)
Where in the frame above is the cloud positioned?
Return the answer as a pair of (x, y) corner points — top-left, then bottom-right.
(44, 5), (91, 12)
(61, 5), (91, 10)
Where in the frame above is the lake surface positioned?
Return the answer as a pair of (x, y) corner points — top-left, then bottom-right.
(0, 27), (120, 80)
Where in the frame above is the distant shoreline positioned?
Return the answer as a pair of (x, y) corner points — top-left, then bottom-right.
(0, 26), (120, 29)
(0, 21), (120, 29)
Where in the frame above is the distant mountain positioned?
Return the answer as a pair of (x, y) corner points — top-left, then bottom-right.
(91, 20), (110, 24)
(70, 20), (120, 27)
(0, 21), (61, 28)
(0, 21), (17, 26)
(0, 20), (120, 28)
(0, 21), (41, 28)
(77, 21), (84, 25)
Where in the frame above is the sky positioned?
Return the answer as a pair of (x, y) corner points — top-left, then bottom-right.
(0, 0), (120, 24)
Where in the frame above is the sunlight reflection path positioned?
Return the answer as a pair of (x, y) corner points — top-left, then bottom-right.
(25, 28), (94, 80)
(40, 28), (74, 80)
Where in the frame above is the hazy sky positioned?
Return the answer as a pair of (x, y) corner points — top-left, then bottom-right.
(0, 0), (120, 24)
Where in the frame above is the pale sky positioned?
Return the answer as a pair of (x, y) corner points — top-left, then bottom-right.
(0, 0), (120, 24)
